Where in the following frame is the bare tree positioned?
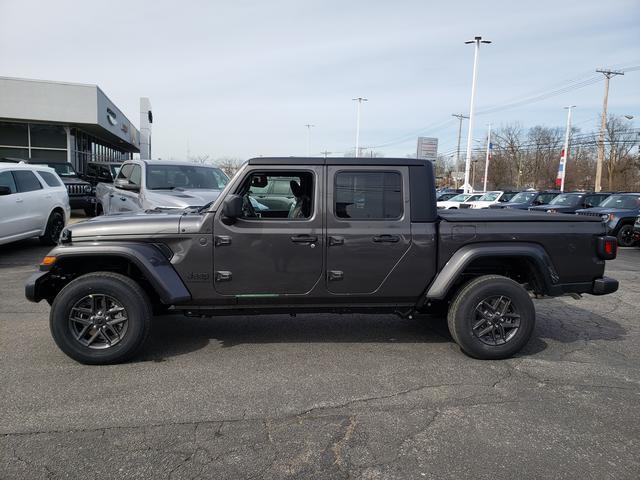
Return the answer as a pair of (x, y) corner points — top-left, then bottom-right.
(188, 154), (211, 165)
(604, 115), (638, 191)
(215, 157), (243, 178)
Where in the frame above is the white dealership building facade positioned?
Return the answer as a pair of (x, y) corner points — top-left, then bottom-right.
(0, 77), (152, 172)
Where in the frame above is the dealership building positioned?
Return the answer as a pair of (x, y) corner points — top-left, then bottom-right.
(0, 77), (152, 173)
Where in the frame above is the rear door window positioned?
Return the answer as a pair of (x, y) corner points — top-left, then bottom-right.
(37, 171), (63, 187)
(13, 170), (43, 192)
(334, 171), (402, 220)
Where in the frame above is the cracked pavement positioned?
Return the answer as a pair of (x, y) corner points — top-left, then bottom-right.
(1, 239), (639, 479)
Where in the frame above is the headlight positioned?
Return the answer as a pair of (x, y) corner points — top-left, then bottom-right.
(83, 184), (92, 193)
(547, 209), (557, 213)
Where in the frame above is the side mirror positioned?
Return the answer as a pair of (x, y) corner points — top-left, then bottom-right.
(221, 194), (243, 224)
(115, 178), (140, 192)
(0, 186), (12, 196)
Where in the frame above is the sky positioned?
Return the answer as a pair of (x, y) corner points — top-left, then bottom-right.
(1, 0), (638, 160)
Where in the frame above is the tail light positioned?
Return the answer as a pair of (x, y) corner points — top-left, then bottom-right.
(597, 236), (617, 260)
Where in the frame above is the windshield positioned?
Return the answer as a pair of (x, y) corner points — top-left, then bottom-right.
(478, 192), (500, 202)
(508, 192), (536, 203)
(46, 163), (76, 177)
(146, 164), (229, 190)
(447, 194), (471, 202)
(599, 195), (640, 209)
(549, 193), (582, 206)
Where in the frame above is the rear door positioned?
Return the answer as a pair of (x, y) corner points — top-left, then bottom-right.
(326, 166), (411, 294)
(0, 170), (23, 239)
(12, 170), (46, 232)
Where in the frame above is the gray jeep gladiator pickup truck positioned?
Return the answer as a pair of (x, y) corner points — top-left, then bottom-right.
(25, 157), (619, 364)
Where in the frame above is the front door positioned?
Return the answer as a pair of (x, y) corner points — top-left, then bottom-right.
(213, 166), (324, 296)
(326, 166), (412, 294)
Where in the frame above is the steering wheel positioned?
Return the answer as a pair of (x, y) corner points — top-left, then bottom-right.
(242, 195), (258, 218)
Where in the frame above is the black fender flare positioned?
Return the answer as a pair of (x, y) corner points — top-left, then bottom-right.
(26, 242), (191, 304)
(424, 242), (559, 300)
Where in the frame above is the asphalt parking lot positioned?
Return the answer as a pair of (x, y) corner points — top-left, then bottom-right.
(1, 234), (639, 479)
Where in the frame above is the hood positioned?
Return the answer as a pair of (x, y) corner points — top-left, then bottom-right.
(143, 189), (222, 209)
(529, 204), (575, 212)
(575, 207), (633, 215)
(59, 176), (90, 186)
(493, 202), (530, 209)
(66, 210), (183, 239)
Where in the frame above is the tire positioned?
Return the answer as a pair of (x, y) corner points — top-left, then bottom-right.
(39, 210), (65, 245)
(50, 272), (152, 364)
(616, 224), (635, 248)
(447, 275), (535, 360)
(96, 203), (104, 216)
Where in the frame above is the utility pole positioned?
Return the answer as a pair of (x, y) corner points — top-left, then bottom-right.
(304, 124), (314, 157)
(559, 106), (575, 192)
(462, 36), (491, 193)
(320, 150), (332, 159)
(352, 97), (368, 157)
(594, 69), (624, 192)
(482, 124), (491, 193)
(452, 113), (469, 173)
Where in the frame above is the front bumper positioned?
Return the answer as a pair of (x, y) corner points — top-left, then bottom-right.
(25, 271), (51, 303)
(69, 195), (96, 210)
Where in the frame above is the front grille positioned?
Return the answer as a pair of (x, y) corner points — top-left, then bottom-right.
(576, 211), (602, 217)
(66, 184), (86, 196)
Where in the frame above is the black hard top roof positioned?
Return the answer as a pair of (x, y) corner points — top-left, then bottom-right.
(247, 157), (430, 166)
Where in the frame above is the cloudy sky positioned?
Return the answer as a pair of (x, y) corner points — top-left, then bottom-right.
(1, 0), (638, 160)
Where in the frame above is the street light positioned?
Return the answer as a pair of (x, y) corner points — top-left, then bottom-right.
(304, 124), (314, 157)
(352, 97), (368, 157)
(462, 36), (491, 193)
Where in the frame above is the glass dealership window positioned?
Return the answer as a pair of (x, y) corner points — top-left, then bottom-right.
(0, 146), (29, 160)
(0, 122), (28, 146)
(30, 124), (66, 148)
(335, 171), (403, 220)
(30, 149), (67, 162)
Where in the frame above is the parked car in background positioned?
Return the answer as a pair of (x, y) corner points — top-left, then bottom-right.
(575, 193), (640, 247)
(459, 190), (519, 209)
(436, 191), (461, 202)
(528, 192), (610, 214)
(95, 160), (230, 215)
(27, 161), (95, 216)
(437, 192), (483, 209)
(633, 215), (640, 245)
(0, 162), (70, 245)
(81, 161), (122, 187)
(489, 190), (560, 210)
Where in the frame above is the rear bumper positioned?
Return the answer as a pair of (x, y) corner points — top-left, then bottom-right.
(592, 276), (619, 295)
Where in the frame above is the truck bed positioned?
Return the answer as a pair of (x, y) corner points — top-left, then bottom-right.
(438, 209), (602, 223)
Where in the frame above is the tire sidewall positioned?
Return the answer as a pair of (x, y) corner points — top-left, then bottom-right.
(50, 275), (150, 364)
(41, 211), (65, 245)
(617, 224), (634, 247)
(449, 277), (535, 360)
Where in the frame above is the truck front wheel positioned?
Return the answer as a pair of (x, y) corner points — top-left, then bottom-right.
(447, 275), (535, 360)
(50, 272), (152, 364)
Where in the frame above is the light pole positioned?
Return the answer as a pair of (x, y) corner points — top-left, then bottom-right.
(559, 106), (575, 192)
(482, 124), (492, 193)
(304, 124), (314, 157)
(352, 97), (367, 157)
(462, 36), (491, 193)
(452, 113), (469, 173)
(595, 69), (624, 192)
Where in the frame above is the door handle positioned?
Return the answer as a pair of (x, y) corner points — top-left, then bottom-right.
(328, 236), (344, 246)
(372, 234), (400, 243)
(290, 235), (318, 244)
(120, 197), (127, 201)
(16, 198), (24, 203)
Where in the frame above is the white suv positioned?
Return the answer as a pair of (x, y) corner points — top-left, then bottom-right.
(0, 162), (70, 245)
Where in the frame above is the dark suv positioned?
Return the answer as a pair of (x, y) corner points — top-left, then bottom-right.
(81, 162), (122, 187)
(28, 162), (95, 216)
(490, 190), (560, 210)
(576, 193), (640, 247)
(528, 192), (610, 214)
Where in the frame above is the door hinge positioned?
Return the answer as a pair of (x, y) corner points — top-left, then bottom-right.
(215, 235), (232, 246)
(215, 271), (232, 282)
(328, 270), (344, 281)
(328, 236), (344, 246)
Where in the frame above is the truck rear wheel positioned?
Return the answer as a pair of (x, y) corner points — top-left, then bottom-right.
(447, 275), (535, 360)
(50, 272), (152, 364)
